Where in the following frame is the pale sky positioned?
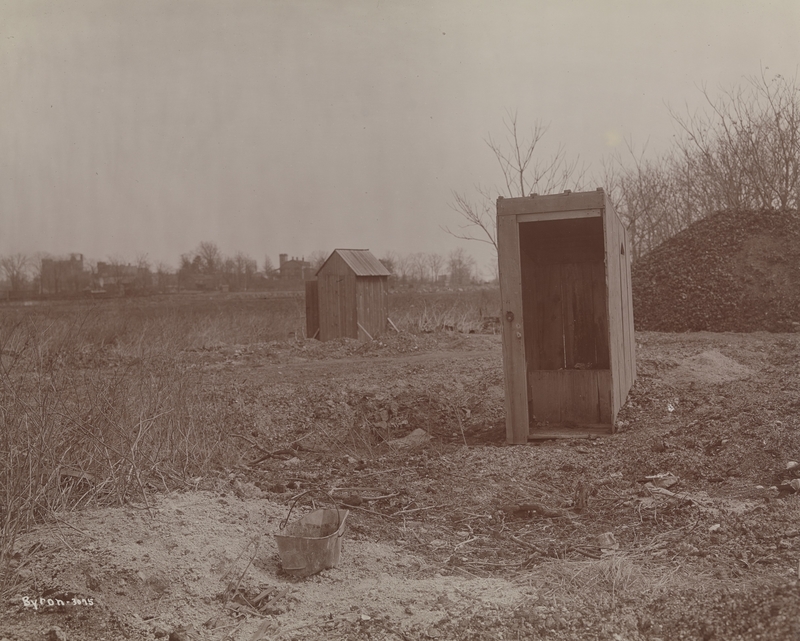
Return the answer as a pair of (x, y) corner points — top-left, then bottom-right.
(2, 0), (799, 276)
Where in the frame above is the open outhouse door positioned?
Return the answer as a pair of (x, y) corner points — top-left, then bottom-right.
(497, 189), (636, 444)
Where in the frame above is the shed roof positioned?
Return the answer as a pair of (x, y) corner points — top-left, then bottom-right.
(317, 249), (391, 277)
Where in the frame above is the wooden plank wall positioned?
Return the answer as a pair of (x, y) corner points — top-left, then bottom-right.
(497, 212), (530, 444)
(622, 223), (637, 385)
(602, 193), (636, 421)
(615, 200), (636, 398)
(528, 370), (612, 424)
(604, 203), (623, 416)
(519, 218), (609, 372)
(305, 280), (319, 339)
(356, 277), (388, 340)
(318, 253), (358, 341)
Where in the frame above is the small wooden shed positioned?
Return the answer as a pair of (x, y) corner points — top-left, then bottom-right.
(497, 188), (636, 444)
(306, 249), (390, 342)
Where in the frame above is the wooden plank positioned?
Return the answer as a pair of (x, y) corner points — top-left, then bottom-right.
(590, 261), (611, 369)
(569, 262), (598, 368)
(520, 236), (540, 370)
(623, 224), (637, 388)
(562, 262), (577, 368)
(324, 251), (351, 276)
(305, 280), (319, 339)
(619, 212), (636, 390)
(608, 194), (634, 410)
(537, 264), (565, 370)
(603, 205), (623, 416)
(318, 273), (338, 341)
(528, 370), (612, 425)
(602, 192), (637, 422)
(497, 212), (529, 444)
(519, 218), (605, 265)
(497, 190), (606, 217)
(345, 273), (358, 339)
(516, 209), (602, 223)
(356, 277), (386, 340)
(597, 370), (613, 424)
(527, 370), (562, 423)
(528, 426), (613, 440)
(357, 322), (373, 341)
(618, 234), (631, 397)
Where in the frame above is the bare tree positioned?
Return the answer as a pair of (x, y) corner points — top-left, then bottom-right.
(0, 254), (31, 291)
(197, 241), (223, 275)
(263, 255), (277, 278)
(134, 253), (152, 290)
(426, 253), (445, 284)
(308, 250), (328, 272)
(607, 70), (800, 261)
(409, 252), (428, 284)
(233, 251), (257, 290)
(448, 248), (476, 287)
(444, 110), (586, 253)
(155, 261), (173, 292)
(603, 139), (686, 260)
(669, 69), (800, 212)
(379, 252), (397, 276)
(395, 253), (414, 285)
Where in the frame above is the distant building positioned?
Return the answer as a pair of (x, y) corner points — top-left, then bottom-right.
(40, 254), (90, 294)
(95, 261), (150, 293)
(279, 254), (313, 280)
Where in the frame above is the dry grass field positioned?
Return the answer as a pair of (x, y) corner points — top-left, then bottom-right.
(0, 289), (498, 589)
(2, 288), (800, 641)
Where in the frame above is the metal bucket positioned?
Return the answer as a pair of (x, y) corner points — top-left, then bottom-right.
(274, 494), (348, 577)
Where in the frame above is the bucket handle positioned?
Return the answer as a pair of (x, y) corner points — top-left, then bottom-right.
(279, 489), (344, 536)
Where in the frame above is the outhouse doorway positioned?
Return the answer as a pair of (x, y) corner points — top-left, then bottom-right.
(498, 189), (635, 443)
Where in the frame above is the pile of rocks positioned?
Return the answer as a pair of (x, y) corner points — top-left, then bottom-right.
(632, 208), (800, 332)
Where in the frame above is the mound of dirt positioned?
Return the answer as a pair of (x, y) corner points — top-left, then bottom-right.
(632, 208), (800, 332)
(2, 489), (535, 641)
(661, 349), (753, 387)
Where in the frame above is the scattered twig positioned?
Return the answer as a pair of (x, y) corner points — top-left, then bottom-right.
(330, 486), (388, 493)
(341, 503), (396, 519)
(464, 558), (533, 568)
(391, 504), (446, 517)
(451, 566), (482, 579)
(228, 537), (260, 603)
(51, 515), (94, 541)
(444, 398), (468, 447)
(224, 602), (269, 620)
(230, 433), (270, 454)
(362, 493), (400, 501)
(509, 534), (547, 555)
(453, 536), (479, 551)
(405, 527), (424, 544)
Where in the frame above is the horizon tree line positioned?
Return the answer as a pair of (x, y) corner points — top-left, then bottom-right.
(0, 244), (484, 295)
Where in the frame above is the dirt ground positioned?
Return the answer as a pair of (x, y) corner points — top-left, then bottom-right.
(3, 329), (800, 641)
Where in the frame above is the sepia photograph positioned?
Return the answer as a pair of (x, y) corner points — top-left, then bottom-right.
(2, 1), (800, 639)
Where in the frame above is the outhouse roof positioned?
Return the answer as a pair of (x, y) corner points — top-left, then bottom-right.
(318, 249), (391, 277)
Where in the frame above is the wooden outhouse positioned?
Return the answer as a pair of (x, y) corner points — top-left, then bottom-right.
(307, 249), (390, 341)
(497, 189), (635, 444)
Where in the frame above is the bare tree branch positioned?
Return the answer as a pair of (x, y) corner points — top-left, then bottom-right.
(444, 110), (585, 258)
